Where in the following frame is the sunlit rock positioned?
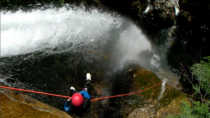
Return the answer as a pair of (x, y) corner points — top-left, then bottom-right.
(0, 88), (72, 118)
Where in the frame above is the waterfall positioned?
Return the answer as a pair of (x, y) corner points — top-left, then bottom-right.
(1, 7), (122, 57)
(158, 79), (167, 100)
(1, 7), (161, 71)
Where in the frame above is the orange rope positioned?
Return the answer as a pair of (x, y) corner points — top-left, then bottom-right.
(91, 82), (161, 102)
(0, 86), (71, 99)
(0, 82), (161, 102)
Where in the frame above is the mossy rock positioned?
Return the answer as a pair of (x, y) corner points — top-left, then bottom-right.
(158, 85), (185, 108)
(121, 66), (189, 118)
(133, 68), (161, 86)
(0, 89), (72, 118)
(106, 66), (162, 118)
(131, 67), (161, 101)
(155, 87), (188, 118)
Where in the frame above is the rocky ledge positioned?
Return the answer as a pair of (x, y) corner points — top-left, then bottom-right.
(0, 86), (72, 118)
(108, 66), (188, 118)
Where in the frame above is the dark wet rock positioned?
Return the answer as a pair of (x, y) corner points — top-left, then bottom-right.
(142, 0), (176, 32)
(167, 0), (210, 93)
(168, 0), (210, 67)
(96, 0), (177, 33)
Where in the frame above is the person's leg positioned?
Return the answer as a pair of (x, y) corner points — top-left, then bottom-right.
(84, 82), (90, 91)
(84, 73), (91, 91)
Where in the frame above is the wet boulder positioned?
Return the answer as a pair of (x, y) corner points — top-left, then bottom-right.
(0, 86), (72, 118)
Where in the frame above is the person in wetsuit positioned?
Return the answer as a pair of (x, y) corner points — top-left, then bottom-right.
(64, 73), (91, 113)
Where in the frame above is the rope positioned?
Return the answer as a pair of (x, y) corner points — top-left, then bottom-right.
(0, 82), (161, 102)
(91, 82), (161, 102)
(0, 86), (71, 99)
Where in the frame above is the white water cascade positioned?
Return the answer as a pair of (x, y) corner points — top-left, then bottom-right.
(1, 8), (122, 57)
(158, 79), (167, 100)
(1, 7), (161, 70)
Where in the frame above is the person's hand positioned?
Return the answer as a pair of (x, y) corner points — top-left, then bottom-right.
(70, 86), (76, 91)
(67, 97), (71, 101)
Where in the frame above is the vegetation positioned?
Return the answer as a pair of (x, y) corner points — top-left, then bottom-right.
(168, 56), (210, 118)
(167, 101), (210, 118)
(191, 56), (210, 101)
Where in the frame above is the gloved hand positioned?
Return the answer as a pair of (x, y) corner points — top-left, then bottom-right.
(70, 86), (76, 91)
(67, 97), (72, 101)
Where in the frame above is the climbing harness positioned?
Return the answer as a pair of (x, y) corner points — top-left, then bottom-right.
(0, 82), (161, 102)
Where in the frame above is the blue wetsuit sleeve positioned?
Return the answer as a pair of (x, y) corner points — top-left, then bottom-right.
(80, 90), (91, 100)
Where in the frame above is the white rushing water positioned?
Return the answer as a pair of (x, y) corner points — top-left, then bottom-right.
(158, 79), (167, 100)
(1, 7), (122, 57)
(1, 7), (160, 70)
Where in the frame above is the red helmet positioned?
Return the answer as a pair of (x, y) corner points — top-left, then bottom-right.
(71, 93), (84, 107)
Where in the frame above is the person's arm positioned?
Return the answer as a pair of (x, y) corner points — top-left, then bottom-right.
(64, 97), (72, 112)
(80, 90), (91, 100)
(65, 97), (71, 105)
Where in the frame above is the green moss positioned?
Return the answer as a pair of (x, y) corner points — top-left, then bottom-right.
(131, 68), (161, 100)
(134, 69), (161, 88)
(142, 87), (161, 100)
(159, 86), (185, 108)
(0, 92), (71, 118)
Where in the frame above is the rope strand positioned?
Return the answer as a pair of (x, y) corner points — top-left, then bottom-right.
(0, 86), (71, 99)
(91, 83), (161, 102)
(0, 83), (161, 102)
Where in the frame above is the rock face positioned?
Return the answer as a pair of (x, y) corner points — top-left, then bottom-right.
(128, 94), (187, 118)
(156, 94), (188, 118)
(128, 108), (151, 118)
(167, 0), (210, 93)
(0, 88), (72, 118)
(168, 0), (210, 68)
(111, 66), (188, 118)
(141, 0), (177, 32)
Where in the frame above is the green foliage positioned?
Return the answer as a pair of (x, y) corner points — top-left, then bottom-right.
(191, 56), (210, 99)
(168, 56), (210, 118)
(167, 101), (210, 118)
